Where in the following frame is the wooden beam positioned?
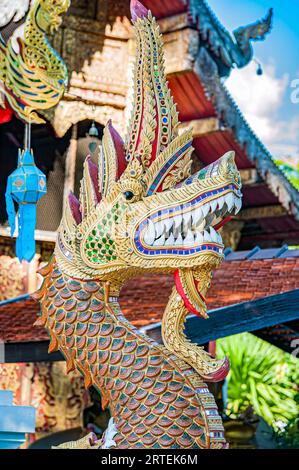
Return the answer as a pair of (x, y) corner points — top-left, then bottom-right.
(0, 227), (56, 242)
(238, 205), (288, 220)
(63, 123), (78, 213)
(254, 322), (299, 354)
(239, 168), (260, 185)
(240, 231), (299, 246)
(158, 13), (190, 34)
(4, 341), (63, 364)
(162, 28), (199, 76)
(179, 117), (221, 138)
(143, 289), (299, 346)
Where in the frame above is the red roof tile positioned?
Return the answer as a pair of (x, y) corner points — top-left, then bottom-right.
(0, 258), (298, 344)
(0, 298), (48, 343)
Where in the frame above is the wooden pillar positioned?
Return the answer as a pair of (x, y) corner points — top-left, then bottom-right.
(63, 123), (78, 211)
(26, 254), (41, 294)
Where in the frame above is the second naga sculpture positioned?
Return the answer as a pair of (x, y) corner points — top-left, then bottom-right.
(35, 0), (242, 449)
(0, 0), (69, 124)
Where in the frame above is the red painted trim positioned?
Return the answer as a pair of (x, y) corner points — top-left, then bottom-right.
(208, 340), (216, 357)
(0, 107), (13, 124)
(213, 216), (233, 231)
(174, 270), (206, 318)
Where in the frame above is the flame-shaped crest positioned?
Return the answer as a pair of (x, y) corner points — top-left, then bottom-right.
(66, 0), (193, 222)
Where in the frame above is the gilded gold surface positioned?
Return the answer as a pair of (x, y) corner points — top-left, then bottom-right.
(37, 3), (242, 449)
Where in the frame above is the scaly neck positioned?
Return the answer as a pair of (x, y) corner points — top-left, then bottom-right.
(34, 257), (163, 409)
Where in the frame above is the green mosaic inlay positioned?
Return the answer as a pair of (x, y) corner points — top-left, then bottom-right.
(85, 213), (118, 265)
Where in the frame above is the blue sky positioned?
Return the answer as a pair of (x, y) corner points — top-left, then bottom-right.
(208, 0), (299, 163)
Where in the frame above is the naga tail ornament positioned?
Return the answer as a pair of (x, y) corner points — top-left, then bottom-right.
(0, 0), (70, 124)
(36, 0), (243, 449)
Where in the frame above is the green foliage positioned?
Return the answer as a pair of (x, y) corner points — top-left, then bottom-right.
(275, 160), (299, 191)
(275, 416), (299, 449)
(217, 333), (299, 433)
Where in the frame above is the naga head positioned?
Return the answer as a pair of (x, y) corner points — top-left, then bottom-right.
(56, 1), (242, 316)
(233, 8), (273, 61)
(39, 0), (71, 33)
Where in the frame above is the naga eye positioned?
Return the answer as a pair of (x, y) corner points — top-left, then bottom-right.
(124, 191), (135, 201)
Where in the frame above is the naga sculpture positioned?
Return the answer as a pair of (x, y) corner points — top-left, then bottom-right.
(233, 8), (273, 65)
(0, 0), (70, 124)
(34, 0), (242, 449)
(188, 0), (273, 76)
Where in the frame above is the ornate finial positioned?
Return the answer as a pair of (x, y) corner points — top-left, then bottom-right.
(125, 0), (181, 169)
(233, 8), (273, 56)
(130, 0), (149, 22)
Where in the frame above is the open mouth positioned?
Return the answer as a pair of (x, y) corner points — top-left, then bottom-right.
(135, 184), (242, 256)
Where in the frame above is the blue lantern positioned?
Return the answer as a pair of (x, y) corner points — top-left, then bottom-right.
(5, 147), (47, 262)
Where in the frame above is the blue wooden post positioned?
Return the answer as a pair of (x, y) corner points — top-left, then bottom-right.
(0, 390), (36, 449)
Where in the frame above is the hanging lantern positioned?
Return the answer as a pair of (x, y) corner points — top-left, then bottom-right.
(88, 121), (99, 138)
(88, 121), (99, 153)
(5, 130), (47, 262)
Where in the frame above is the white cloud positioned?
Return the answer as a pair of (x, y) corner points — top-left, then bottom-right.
(225, 62), (299, 164)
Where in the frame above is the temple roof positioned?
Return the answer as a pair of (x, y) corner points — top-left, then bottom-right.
(144, 0), (273, 77)
(142, 0), (299, 245)
(190, 55), (299, 223)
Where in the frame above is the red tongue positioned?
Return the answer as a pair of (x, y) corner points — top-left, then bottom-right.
(213, 216), (233, 231)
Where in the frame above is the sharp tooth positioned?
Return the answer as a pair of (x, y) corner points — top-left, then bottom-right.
(234, 197), (242, 214)
(155, 221), (164, 238)
(210, 226), (218, 243)
(164, 218), (173, 232)
(226, 193), (234, 212)
(205, 213), (215, 227)
(182, 211), (192, 227)
(192, 207), (203, 226)
(203, 230), (211, 242)
(173, 214), (182, 231)
(165, 233), (174, 246)
(196, 220), (205, 232)
(184, 230), (194, 246)
(143, 220), (155, 246)
(202, 203), (210, 218)
(210, 200), (217, 213)
(175, 233), (183, 246)
(219, 203), (227, 217)
(217, 196), (225, 210)
(195, 232), (204, 244)
(182, 213), (192, 238)
(153, 234), (165, 246)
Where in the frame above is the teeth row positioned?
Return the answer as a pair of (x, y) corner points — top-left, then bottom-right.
(144, 225), (222, 247)
(143, 193), (242, 247)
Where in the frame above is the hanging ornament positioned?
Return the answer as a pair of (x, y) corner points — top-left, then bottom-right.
(5, 124), (47, 262)
(88, 121), (99, 154)
(88, 121), (99, 138)
(253, 59), (263, 76)
(256, 63), (263, 76)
